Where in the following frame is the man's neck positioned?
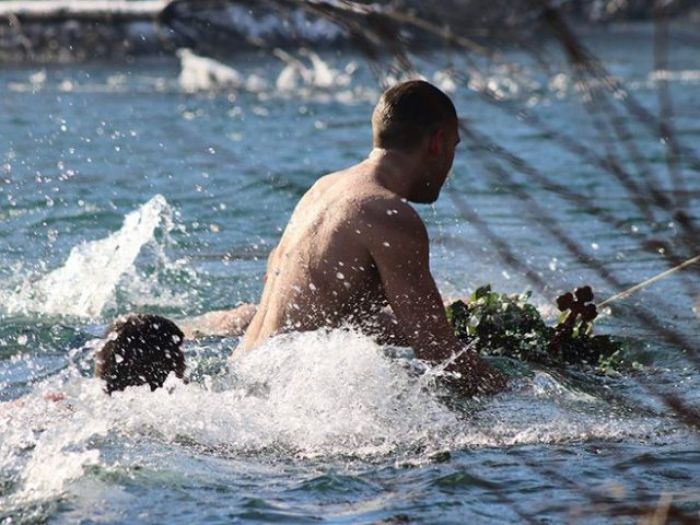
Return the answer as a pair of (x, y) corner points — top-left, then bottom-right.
(367, 148), (422, 201)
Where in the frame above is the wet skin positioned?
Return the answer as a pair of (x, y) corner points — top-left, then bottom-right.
(235, 123), (506, 395)
(240, 166), (414, 351)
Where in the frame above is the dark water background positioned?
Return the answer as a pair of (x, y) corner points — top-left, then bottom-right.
(1, 25), (699, 524)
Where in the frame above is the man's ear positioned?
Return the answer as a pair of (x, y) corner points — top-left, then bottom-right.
(428, 129), (445, 156)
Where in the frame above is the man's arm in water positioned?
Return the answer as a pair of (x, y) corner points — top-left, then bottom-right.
(182, 248), (278, 338)
(180, 303), (257, 339)
(364, 201), (506, 395)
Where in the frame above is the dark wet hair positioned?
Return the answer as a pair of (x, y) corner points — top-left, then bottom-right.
(95, 314), (185, 395)
(372, 80), (458, 150)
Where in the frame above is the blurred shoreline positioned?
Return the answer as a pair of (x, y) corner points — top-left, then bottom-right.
(1, 0), (699, 64)
(0, 1), (344, 63)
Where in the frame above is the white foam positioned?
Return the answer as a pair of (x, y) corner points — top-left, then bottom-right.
(0, 329), (677, 508)
(4, 195), (175, 318)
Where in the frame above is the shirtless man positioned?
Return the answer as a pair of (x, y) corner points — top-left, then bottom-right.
(215, 80), (504, 396)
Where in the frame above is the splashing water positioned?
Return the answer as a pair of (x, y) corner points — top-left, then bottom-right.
(0, 328), (679, 512)
(4, 195), (175, 318)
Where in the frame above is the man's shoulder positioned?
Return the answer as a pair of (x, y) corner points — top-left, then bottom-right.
(351, 194), (428, 250)
(359, 194), (423, 225)
(308, 171), (424, 231)
(305, 172), (341, 197)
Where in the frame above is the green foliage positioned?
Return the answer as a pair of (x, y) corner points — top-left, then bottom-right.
(445, 285), (624, 373)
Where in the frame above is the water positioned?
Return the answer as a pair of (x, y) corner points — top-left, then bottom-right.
(1, 25), (699, 523)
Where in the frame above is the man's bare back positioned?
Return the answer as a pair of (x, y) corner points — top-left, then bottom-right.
(240, 158), (419, 352)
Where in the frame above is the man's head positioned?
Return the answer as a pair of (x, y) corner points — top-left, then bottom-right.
(95, 313), (185, 395)
(372, 80), (460, 203)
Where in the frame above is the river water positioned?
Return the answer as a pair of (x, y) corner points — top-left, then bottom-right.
(1, 25), (699, 524)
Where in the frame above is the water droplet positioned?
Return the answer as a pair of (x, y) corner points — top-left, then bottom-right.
(336, 272), (345, 280)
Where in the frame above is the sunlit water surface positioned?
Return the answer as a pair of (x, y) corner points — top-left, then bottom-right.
(1, 26), (699, 524)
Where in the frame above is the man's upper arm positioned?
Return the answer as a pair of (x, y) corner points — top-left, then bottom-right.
(364, 202), (457, 362)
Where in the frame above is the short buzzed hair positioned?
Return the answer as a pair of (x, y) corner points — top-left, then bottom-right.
(95, 313), (185, 394)
(372, 80), (457, 150)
